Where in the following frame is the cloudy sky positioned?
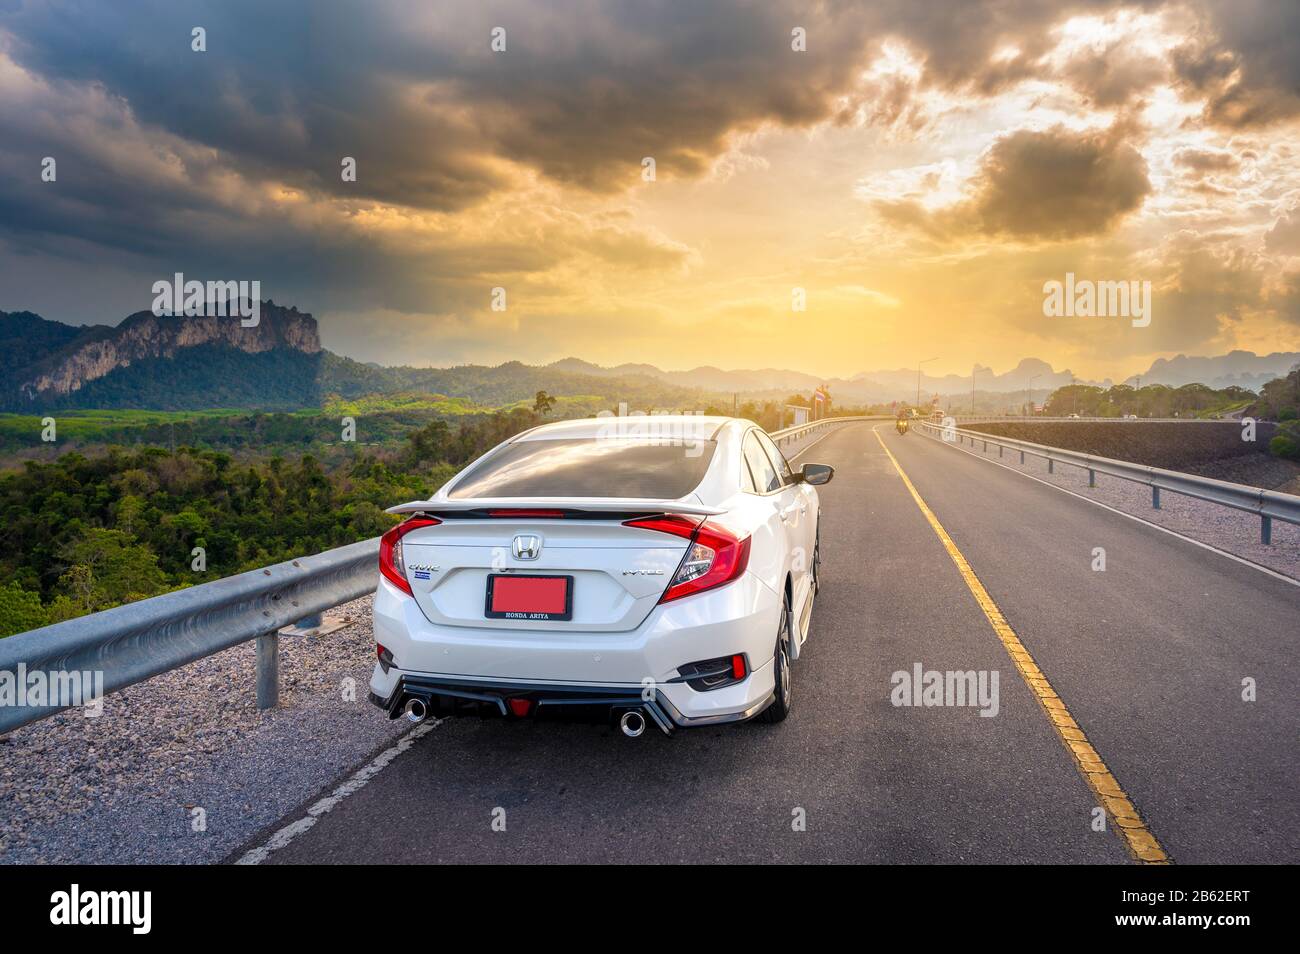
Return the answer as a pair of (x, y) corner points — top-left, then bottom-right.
(2, 0), (1299, 380)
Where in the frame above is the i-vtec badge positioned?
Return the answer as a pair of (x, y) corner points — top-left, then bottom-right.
(512, 534), (541, 560)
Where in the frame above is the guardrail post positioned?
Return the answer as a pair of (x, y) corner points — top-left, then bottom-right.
(1088, 468), (1095, 487)
(1152, 487), (1161, 510)
(1261, 515), (1272, 545)
(1019, 450), (1025, 464)
(256, 632), (279, 709)
(998, 444), (1003, 458)
(982, 440), (987, 452)
(1048, 458), (1054, 474)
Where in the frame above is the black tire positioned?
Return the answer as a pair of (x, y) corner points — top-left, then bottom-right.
(757, 591), (793, 723)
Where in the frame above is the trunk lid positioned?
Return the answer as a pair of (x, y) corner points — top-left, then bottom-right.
(398, 516), (693, 632)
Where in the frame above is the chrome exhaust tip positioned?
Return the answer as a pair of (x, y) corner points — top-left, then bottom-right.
(619, 710), (646, 738)
(404, 698), (428, 724)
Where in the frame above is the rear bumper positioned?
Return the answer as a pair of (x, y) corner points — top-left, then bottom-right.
(370, 570), (782, 727)
(368, 673), (775, 735)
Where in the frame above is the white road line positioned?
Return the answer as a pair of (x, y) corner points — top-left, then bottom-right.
(889, 424), (1300, 589)
(234, 718), (441, 865)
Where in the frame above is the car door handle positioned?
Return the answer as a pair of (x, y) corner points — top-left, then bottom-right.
(780, 504), (800, 522)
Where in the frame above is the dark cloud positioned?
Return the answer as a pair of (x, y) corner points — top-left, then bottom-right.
(1059, 42), (1169, 108)
(877, 121), (1152, 242)
(1173, 147), (1239, 172)
(1270, 272), (1300, 325)
(1173, 0), (1300, 128)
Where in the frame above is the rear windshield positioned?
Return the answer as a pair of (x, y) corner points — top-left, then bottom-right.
(449, 438), (717, 499)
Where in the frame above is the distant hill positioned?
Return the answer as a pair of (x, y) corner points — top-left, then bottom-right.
(1125, 350), (1300, 392)
(4, 303), (1295, 411)
(0, 306), (710, 412)
(0, 303), (324, 410)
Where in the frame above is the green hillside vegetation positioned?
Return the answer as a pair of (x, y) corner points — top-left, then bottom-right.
(1251, 367), (1300, 460)
(1044, 370), (1300, 461)
(1044, 382), (1259, 419)
(0, 407), (549, 637)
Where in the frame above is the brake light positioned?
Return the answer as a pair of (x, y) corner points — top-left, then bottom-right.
(623, 515), (750, 603)
(379, 516), (441, 596)
(486, 509), (566, 518)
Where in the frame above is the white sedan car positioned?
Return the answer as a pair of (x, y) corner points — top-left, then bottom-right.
(368, 415), (833, 737)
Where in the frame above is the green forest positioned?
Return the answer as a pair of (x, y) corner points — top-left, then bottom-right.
(1041, 370), (1300, 459)
(0, 407), (548, 637)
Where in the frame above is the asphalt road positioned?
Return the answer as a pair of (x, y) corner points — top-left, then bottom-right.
(245, 422), (1298, 864)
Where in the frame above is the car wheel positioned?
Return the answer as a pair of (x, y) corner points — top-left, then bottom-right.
(758, 591), (793, 724)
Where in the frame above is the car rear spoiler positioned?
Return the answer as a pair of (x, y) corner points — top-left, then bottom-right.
(385, 497), (725, 517)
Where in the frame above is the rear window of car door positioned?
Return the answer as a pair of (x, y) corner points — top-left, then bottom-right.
(742, 431), (781, 493)
(755, 431), (795, 486)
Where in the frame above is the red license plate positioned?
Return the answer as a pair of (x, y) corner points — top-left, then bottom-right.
(485, 574), (573, 621)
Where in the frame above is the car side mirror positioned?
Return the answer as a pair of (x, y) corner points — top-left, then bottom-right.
(798, 463), (834, 486)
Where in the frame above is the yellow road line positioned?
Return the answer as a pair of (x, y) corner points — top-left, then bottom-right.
(873, 429), (1169, 864)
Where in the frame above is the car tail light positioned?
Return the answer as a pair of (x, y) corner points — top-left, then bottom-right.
(486, 508), (566, 518)
(623, 515), (751, 603)
(379, 516), (441, 596)
(376, 643), (395, 672)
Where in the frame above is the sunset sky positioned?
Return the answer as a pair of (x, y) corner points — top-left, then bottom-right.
(2, 0), (1300, 381)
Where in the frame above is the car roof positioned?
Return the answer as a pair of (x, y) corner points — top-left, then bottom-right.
(512, 415), (744, 442)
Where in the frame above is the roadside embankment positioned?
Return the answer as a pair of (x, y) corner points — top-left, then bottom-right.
(966, 421), (1299, 493)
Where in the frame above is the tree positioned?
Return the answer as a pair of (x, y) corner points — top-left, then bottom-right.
(534, 390), (556, 416)
(0, 582), (49, 638)
(1270, 420), (1300, 461)
(55, 528), (169, 614)
(1254, 366), (1300, 422)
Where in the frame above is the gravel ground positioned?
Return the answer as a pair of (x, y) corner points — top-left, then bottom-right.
(933, 432), (1300, 579)
(0, 595), (410, 864)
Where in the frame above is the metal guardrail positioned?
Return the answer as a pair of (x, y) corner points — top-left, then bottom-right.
(0, 415), (876, 733)
(949, 415), (1248, 424)
(0, 540), (379, 733)
(915, 420), (1300, 545)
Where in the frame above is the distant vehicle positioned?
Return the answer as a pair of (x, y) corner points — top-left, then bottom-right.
(1067, 413), (1080, 418)
(1124, 414), (1138, 419)
(369, 416), (833, 737)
